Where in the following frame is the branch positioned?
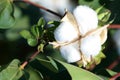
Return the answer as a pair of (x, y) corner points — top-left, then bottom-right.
(14, 0), (62, 18)
(108, 24), (120, 29)
(109, 73), (120, 80)
(20, 50), (40, 69)
(13, 1), (120, 29)
(107, 57), (120, 70)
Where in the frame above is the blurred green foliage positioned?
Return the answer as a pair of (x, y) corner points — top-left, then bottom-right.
(0, 0), (15, 29)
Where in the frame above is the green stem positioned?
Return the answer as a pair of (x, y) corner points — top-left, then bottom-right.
(109, 73), (120, 80)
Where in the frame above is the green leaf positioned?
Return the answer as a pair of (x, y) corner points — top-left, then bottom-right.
(55, 59), (103, 80)
(37, 17), (45, 28)
(46, 21), (60, 41)
(98, 75), (109, 80)
(31, 26), (38, 38)
(106, 69), (117, 76)
(20, 30), (38, 47)
(79, 0), (101, 9)
(98, 10), (111, 24)
(26, 66), (43, 80)
(0, 59), (23, 80)
(27, 38), (38, 47)
(5, 16), (30, 41)
(94, 52), (106, 65)
(20, 30), (32, 39)
(47, 56), (58, 71)
(36, 56), (58, 73)
(31, 18), (46, 39)
(48, 21), (60, 27)
(96, 6), (104, 14)
(31, 25), (40, 39)
(0, 0), (15, 29)
(47, 21), (60, 31)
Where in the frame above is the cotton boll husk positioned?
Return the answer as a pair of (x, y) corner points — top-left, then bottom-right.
(88, 25), (108, 45)
(100, 28), (108, 45)
(60, 41), (81, 63)
(84, 25), (108, 45)
(54, 22), (78, 42)
(73, 6), (98, 35)
(80, 35), (101, 62)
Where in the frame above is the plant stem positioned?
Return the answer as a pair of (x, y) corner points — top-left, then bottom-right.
(109, 73), (120, 80)
(20, 50), (40, 69)
(107, 57), (120, 70)
(14, 0), (62, 18)
(108, 24), (120, 29)
(13, 1), (120, 29)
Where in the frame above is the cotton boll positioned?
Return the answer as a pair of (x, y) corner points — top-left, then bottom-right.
(80, 35), (101, 61)
(73, 6), (98, 35)
(54, 22), (78, 42)
(60, 41), (81, 63)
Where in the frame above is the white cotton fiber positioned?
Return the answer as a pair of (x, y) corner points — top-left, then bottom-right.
(80, 35), (101, 61)
(54, 22), (78, 42)
(52, 5), (106, 65)
(73, 5), (98, 35)
(60, 41), (81, 63)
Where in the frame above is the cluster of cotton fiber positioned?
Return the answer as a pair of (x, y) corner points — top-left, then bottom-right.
(50, 5), (108, 67)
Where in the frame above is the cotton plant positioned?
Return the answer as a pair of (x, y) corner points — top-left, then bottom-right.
(49, 5), (110, 68)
